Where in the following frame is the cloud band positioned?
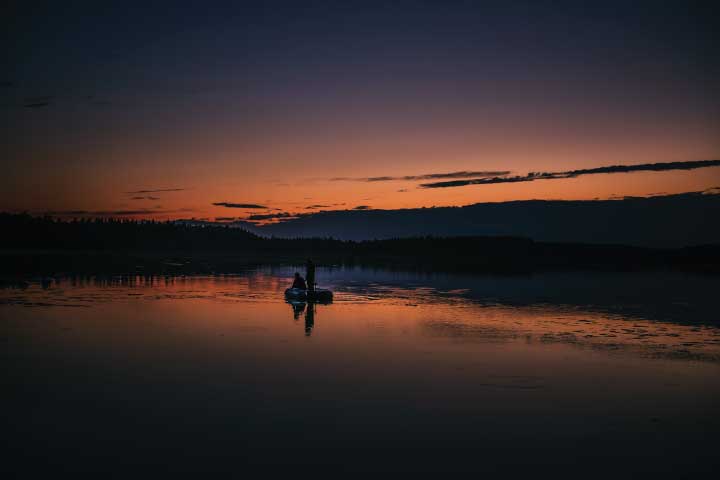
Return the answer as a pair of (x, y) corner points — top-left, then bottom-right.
(420, 160), (720, 188)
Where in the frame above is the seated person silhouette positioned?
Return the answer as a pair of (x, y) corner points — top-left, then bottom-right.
(291, 272), (307, 290)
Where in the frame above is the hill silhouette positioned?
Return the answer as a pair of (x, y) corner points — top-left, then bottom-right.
(254, 191), (720, 248)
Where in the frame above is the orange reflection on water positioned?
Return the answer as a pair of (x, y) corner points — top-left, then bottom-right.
(2, 272), (719, 364)
(3, 270), (720, 475)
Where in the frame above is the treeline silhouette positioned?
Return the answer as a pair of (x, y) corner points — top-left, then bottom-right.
(0, 214), (262, 250)
(1, 213), (718, 275)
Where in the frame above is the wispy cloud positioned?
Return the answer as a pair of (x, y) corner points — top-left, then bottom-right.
(420, 160), (720, 189)
(126, 188), (186, 194)
(131, 196), (160, 200)
(23, 96), (54, 108)
(305, 204), (331, 209)
(330, 171), (511, 182)
(213, 202), (268, 209)
(246, 212), (295, 221)
(353, 205), (371, 210)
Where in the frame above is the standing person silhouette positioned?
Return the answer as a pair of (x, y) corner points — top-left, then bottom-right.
(306, 259), (315, 293)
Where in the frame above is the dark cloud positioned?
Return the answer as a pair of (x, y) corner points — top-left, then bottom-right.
(353, 205), (371, 210)
(23, 96), (53, 108)
(213, 202), (268, 209)
(330, 171), (511, 182)
(246, 212), (296, 221)
(84, 95), (112, 106)
(1, 91), (117, 110)
(420, 160), (720, 189)
(306, 204), (331, 209)
(397, 189), (408, 193)
(130, 196), (160, 200)
(363, 177), (394, 182)
(126, 188), (186, 194)
(215, 217), (239, 221)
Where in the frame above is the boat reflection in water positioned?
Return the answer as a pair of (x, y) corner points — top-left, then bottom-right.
(288, 300), (316, 336)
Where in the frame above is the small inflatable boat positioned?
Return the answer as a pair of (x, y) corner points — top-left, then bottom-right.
(284, 287), (333, 303)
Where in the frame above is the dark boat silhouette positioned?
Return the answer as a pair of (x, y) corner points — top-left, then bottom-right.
(284, 287), (333, 303)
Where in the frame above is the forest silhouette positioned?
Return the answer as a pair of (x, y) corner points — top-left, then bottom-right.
(1, 213), (717, 276)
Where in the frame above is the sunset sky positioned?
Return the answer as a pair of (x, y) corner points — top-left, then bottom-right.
(3, 1), (719, 222)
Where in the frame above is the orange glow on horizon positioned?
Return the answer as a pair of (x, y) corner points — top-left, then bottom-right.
(6, 164), (717, 223)
(2, 110), (718, 221)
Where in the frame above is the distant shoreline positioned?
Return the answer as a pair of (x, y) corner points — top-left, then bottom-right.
(1, 213), (718, 277)
(1, 240), (718, 278)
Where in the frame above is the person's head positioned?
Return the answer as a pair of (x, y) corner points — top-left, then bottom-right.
(294, 272), (300, 278)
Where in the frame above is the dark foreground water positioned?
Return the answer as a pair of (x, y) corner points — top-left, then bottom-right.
(2, 267), (719, 476)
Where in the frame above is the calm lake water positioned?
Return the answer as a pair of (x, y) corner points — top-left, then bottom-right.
(2, 267), (719, 475)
